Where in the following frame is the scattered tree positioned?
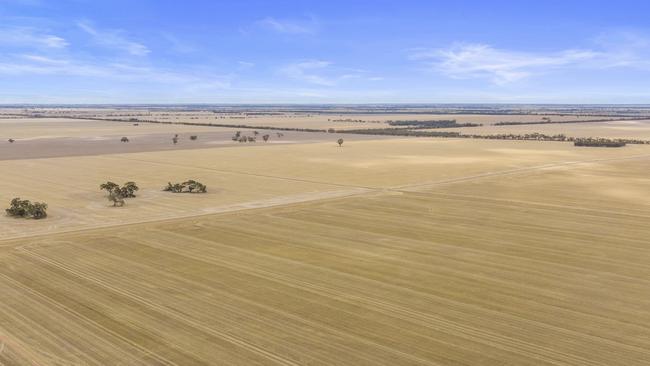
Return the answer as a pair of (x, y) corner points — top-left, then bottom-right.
(100, 181), (139, 202)
(29, 201), (48, 219)
(253, 130), (259, 136)
(190, 135), (198, 141)
(6, 198), (48, 219)
(262, 134), (270, 142)
(337, 138), (344, 147)
(8, 138), (15, 143)
(172, 134), (179, 144)
(120, 181), (139, 198)
(163, 180), (207, 193)
(100, 181), (119, 193)
(108, 191), (125, 207)
(121, 137), (129, 143)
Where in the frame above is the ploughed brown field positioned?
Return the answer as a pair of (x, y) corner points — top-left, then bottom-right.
(1, 111), (650, 365)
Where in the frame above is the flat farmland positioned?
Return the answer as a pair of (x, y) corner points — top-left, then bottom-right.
(0, 118), (227, 139)
(0, 117), (387, 160)
(132, 113), (617, 130)
(433, 119), (650, 140)
(2, 138), (648, 239)
(1, 156), (649, 365)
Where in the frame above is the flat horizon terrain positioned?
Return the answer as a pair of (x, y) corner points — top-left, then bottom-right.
(434, 119), (650, 139)
(1, 109), (649, 365)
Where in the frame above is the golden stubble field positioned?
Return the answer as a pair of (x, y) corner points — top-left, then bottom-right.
(2, 138), (649, 240)
(1, 152), (649, 365)
(1, 132), (650, 365)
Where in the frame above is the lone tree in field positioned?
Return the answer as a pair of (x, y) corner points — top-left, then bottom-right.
(108, 191), (125, 207)
(337, 138), (344, 147)
(100, 181), (119, 194)
(120, 181), (139, 198)
(262, 134), (270, 142)
(29, 202), (48, 219)
(163, 180), (207, 193)
(121, 137), (129, 143)
(6, 198), (48, 219)
(8, 138), (14, 143)
(190, 135), (198, 141)
(100, 181), (139, 202)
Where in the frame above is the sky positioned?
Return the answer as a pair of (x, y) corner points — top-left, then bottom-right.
(1, 0), (650, 104)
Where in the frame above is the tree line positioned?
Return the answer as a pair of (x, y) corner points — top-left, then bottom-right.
(493, 117), (646, 126)
(386, 119), (482, 128)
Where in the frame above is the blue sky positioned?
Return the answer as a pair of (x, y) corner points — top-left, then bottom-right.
(1, 0), (649, 104)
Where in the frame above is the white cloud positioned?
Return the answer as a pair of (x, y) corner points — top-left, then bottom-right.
(279, 60), (374, 86)
(0, 53), (230, 89)
(78, 21), (150, 56)
(257, 17), (315, 34)
(161, 32), (195, 54)
(412, 34), (650, 85)
(0, 26), (68, 48)
(411, 44), (598, 85)
(237, 61), (255, 69)
(280, 60), (335, 86)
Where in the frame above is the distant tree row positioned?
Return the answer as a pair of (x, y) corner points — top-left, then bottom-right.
(341, 128), (650, 145)
(343, 128), (462, 138)
(493, 118), (635, 126)
(386, 119), (482, 128)
(574, 138), (626, 147)
(231, 130), (276, 143)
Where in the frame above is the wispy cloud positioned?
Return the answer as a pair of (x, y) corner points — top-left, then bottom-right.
(412, 34), (650, 85)
(0, 53), (230, 90)
(237, 61), (255, 69)
(0, 26), (68, 48)
(280, 60), (380, 86)
(161, 32), (195, 54)
(411, 44), (598, 84)
(78, 21), (150, 56)
(256, 17), (316, 34)
(280, 60), (336, 86)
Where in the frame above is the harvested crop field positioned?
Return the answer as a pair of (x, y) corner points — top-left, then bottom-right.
(2, 138), (648, 240)
(1, 139), (649, 365)
(0, 117), (389, 160)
